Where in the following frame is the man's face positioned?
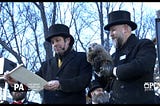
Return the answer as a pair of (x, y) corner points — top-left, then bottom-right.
(109, 24), (126, 49)
(51, 36), (70, 55)
(91, 87), (104, 97)
(11, 92), (27, 101)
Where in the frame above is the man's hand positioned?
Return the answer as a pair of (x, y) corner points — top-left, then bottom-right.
(44, 80), (61, 91)
(3, 71), (17, 85)
(95, 62), (114, 77)
(100, 62), (114, 77)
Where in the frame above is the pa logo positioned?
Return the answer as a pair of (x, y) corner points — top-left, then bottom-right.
(13, 83), (28, 92)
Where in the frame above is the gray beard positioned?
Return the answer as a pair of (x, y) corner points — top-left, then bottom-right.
(113, 37), (123, 49)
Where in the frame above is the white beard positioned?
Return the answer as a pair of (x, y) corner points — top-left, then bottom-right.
(112, 39), (117, 48)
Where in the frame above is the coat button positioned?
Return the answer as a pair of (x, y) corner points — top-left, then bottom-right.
(120, 85), (124, 89)
(55, 93), (58, 96)
(56, 77), (59, 79)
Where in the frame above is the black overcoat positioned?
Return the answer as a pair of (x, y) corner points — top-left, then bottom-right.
(36, 50), (92, 104)
(109, 34), (156, 104)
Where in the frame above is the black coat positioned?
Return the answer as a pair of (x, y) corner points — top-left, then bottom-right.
(36, 50), (92, 104)
(99, 34), (156, 104)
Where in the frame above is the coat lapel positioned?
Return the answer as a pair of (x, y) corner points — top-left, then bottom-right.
(49, 57), (60, 78)
(56, 51), (76, 75)
(113, 34), (139, 66)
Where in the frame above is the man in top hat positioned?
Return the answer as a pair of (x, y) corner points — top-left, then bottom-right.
(95, 10), (157, 104)
(4, 24), (92, 104)
(35, 24), (92, 104)
(87, 80), (109, 104)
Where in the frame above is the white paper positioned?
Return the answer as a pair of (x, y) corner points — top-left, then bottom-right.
(0, 58), (4, 75)
(9, 64), (47, 92)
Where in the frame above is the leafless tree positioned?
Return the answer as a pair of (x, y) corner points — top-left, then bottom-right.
(33, 2), (53, 60)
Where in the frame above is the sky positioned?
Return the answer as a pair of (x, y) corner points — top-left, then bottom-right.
(144, 2), (160, 11)
(142, 2), (160, 17)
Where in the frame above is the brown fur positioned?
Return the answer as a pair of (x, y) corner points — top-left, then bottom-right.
(87, 43), (113, 72)
(87, 43), (114, 92)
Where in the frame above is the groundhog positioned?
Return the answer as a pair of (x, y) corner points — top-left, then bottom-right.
(86, 43), (113, 77)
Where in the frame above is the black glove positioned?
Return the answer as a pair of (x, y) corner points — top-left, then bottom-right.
(99, 62), (114, 77)
(92, 58), (102, 73)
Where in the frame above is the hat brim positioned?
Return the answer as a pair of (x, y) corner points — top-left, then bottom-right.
(104, 20), (137, 31)
(87, 86), (102, 98)
(46, 33), (74, 46)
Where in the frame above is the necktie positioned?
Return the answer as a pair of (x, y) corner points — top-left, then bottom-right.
(58, 58), (62, 68)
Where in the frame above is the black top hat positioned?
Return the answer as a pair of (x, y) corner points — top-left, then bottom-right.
(45, 24), (74, 46)
(88, 80), (102, 98)
(104, 10), (137, 31)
